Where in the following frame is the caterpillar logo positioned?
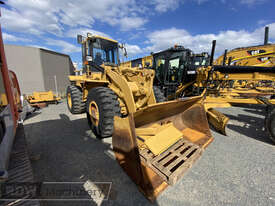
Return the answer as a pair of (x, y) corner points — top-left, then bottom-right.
(247, 49), (266, 56)
(257, 57), (271, 62)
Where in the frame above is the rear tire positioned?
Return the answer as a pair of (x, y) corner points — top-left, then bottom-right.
(66, 85), (85, 114)
(86, 87), (120, 139)
(265, 107), (275, 144)
(153, 86), (166, 103)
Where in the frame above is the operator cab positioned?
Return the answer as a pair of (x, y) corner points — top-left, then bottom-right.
(88, 35), (119, 66)
(78, 34), (119, 72)
(152, 46), (193, 96)
(191, 52), (210, 67)
(152, 46), (210, 97)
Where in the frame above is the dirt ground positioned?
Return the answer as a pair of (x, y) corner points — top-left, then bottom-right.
(23, 101), (275, 206)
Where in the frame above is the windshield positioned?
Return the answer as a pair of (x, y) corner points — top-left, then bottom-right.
(89, 38), (119, 65)
(154, 55), (166, 81)
(154, 51), (186, 84)
(193, 56), (208, 66)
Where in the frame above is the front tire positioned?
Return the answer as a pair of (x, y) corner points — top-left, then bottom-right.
(66, 85), (85, 114)
(86, 87), (120, 139)
(265, 107), (275, 144)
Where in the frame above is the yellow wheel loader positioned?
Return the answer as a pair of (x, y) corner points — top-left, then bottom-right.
(66, 33), (213, 201)
(66, 33), (165, 138)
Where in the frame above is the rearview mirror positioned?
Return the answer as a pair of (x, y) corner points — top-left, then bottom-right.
(123, 47), (128, 58)
(77, 35), (83, 44)
(119, 43), (128, 58)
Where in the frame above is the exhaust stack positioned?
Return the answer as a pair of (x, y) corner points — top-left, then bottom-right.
(264, 26), (269, 45)
(210, 40), (216, 66)
(222, 49), (228, 66)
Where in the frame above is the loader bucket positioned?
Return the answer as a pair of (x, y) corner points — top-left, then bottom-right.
(112, 96), (213, 201)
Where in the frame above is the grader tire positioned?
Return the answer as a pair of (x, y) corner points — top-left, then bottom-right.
(153, 86), (166, 103)
(86, 87), (120, 139)
(265, 107), (275, 144)
(66, 85), (85, 114)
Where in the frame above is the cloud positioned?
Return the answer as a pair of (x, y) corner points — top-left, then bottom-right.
(151, 0), (209, 13)
(28, 44), (51, 50)
(257, 19), (269, 25)
(1, 8), (43, 35)
(3, 0), (147, 36)
(2, 0), (63, 36)
(3, 33), (32, 42)
(66, 28), (111, 39)
(152, 0), (181, 12)
(194, 0), (209, 4)
(240, 0), (267, 5)
(45, 39), (81, 53)
(145, 23), (275, 56)
(119, 17), (147, 31)
(125, 44), (143, 57)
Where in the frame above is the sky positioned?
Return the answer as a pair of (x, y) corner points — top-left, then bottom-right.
(1, 0), (275, 68)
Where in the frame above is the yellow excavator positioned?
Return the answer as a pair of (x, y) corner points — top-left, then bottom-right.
(214, 26), (275, 67)
(66, 33), (213, 201)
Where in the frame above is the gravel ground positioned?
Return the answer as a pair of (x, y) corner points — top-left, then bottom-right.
(23, 101), (275, 206)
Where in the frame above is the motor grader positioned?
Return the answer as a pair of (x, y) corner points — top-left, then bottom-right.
(214, 27), (275, 67)
(194, 64), (275, 141)
(66, 33), (213, 201)
(183, 41), (275, 143)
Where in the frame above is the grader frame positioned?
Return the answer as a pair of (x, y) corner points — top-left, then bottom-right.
(193, 65), (275, 142)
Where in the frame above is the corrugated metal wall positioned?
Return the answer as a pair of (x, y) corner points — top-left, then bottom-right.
(40, 49), (72, 96)
(4, 45), (45, 94)
(4, 44), (73, 96)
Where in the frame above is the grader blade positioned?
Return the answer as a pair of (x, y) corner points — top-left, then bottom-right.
(112, 96), (213, 201)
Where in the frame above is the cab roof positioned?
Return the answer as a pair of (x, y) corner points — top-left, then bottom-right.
(87, 34), (118, 44)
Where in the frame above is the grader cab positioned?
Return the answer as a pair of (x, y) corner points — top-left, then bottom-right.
(66, 33), (213, 200)
(121, 45), (210, 99)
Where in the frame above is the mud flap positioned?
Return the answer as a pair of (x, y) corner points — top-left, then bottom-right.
(112, 96), (213, 201)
